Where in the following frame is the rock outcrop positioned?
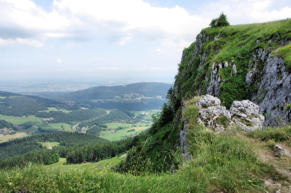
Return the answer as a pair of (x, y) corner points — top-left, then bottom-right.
(195, 95), (264, 132)
(230, 100), (265, 131)
(196, 95), (232, 132)
(180, 95), (265, 157)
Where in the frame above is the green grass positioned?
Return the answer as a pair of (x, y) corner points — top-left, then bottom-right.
(203, 19), (291, 63)
(0, 164), (198, 193)
(273, 44), (291, 72)
(247, 125), (291, 145)
(100, 122), (148, 141)
(42, 123), (73, 132)
(47, 157), (123, 170)
(0, 114), (43, 125)
(105, 122), (132, 130)
(0, 134), (283, 193)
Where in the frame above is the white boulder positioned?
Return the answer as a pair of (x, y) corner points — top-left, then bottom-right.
(195, 95), (265, 132)
(230, 100), (265, 131)
(196, 95), (232, 132)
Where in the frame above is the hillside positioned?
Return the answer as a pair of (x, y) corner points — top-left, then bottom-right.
(0, 91), (68, 116)
(0, 132), (107, 160)
(51, 82), (172, 111)
(0, 19), (290, 193)
(0, 89), (157, 142)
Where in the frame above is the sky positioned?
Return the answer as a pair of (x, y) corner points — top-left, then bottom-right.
(0, 0), (290, 84)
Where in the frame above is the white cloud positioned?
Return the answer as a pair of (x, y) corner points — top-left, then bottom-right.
(57, 57), (62, 64)
(0, 37), (43, 47)
(0, 0), (290, 49)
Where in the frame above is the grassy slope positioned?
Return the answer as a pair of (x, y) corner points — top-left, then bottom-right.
(0, 157), (193, 193)
(0, 125), (290, 192)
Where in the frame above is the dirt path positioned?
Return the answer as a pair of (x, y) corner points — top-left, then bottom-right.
(242, 134), (291, 193)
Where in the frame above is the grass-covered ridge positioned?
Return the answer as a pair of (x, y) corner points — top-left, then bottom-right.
(174, 19), (291, 108)
(203, 19), (291, 63)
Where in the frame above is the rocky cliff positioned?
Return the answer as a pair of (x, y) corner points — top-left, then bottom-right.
(171, 19), (291, 127)
(118, 19), (291, 174)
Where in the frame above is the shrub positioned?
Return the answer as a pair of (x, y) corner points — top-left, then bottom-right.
(210, 13), (230, 28)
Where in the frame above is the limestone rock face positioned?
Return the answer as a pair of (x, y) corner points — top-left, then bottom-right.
(250, 48), (291, 126)
(196, 94), (221, 108)
(204, 47), (290, 126)
(207, 63), (221, 97)
(230, 100), (265, 131)
(195, 95), (264, 132)
(196, 95), (232, 132)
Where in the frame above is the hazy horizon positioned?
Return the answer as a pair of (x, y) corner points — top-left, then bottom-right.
(0, 79), (173, 93)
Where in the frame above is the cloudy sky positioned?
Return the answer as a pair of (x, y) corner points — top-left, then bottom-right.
(0, 0), (290, 84)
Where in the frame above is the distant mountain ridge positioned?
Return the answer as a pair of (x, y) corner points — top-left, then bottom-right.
(0, 91), (68, 116)
(53, 82), (172, 111)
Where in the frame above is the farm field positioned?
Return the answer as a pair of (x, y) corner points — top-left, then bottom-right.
(0, 115), (42, 125)
(100, 122), (150, 141)
(0, 132), (28, 143)
(0, 109), (158, 142)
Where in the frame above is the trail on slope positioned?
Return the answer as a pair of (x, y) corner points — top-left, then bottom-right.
(241, 133), (291, 193)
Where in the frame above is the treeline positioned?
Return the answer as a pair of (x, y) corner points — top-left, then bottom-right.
(0, 136), (135, 169)
(65, 138), (135, 164)
(0, 132), (107, 159)
(0, 149), (59, 168)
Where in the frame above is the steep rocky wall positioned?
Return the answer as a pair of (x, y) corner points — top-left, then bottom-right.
(205, 48), (291, 126)
(173, 20), (291, 126)
(249, 48), (291, 125)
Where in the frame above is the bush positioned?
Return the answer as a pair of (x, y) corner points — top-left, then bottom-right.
(210, 13), (230, 28)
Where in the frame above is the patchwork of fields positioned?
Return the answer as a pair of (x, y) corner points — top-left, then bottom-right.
(0, 108), (158, 142)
